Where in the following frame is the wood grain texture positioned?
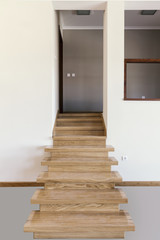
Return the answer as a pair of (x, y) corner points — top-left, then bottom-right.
(116, 181), (160, 187)
(53, 139), (106, 146)
(31, 189), (128, 204)
(0, 182), (43, 187)
(56, 118), (103, 122)
(1, 181), (160, 187)
(125, 58), (160, 63)
(45, 182), (115, 190)
(55, 130), (105, 136)
(24, 210), (135, 233)
(40, 203), (119, 213)
(37, 171), (122, 183)
(42, 157), (118, 166)
(58, 113), (102, 117)
(56, 121), (103, 126)
(51, 151), (109, 158)
(47, 165), (111, 172)
(55, 126), (105, 131)
(45, 145), (114, 152)
(34, 231), (124, 239)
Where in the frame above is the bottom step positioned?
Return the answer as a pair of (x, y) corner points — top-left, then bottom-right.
(24, 210), (135, 239)
(34, 231), (125, 239)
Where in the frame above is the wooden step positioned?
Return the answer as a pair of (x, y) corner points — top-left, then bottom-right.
(54, 126), (105, 137)
(33, 231), (125, 239)
(24, 210), (135, 236)
(55, 126), (104, 131)
(45, 145), (114, 158)
(58, 113), (102, 117)
(31, 189), (128, 205)
(44, 182), (115, 190)
(32, 189), (127, 213)
(42, 157), (118, 166)
(39, 203), (119, 213)
(55, 130), (105, 136)
(57, 118), (103, 122)
(53, 135), (106, 146)
(41, 157), (118, 172)
(56, 121), (104, 126)
(37, 171), (122, 183)
(47, 165), (111, 172)
(45, 145), (114, 152)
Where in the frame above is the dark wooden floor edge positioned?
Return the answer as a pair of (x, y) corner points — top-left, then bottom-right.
(0, 182), (44, 187)
(116, 181), (160, 187)
(0, 181), (160, 187)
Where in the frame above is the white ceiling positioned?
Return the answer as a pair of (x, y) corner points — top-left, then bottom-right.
(60, 10), (160, 30)
(60, 10), (104, 30)
(125, 10), (160, 29)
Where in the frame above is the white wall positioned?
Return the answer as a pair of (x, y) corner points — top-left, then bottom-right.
(106, 1), (160, 181)
(103, 9), (107, 126)
(0, 1), (59, 181)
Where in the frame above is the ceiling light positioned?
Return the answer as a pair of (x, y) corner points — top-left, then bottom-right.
(141, 10), (157, 15)
(77, 10), (91, 15)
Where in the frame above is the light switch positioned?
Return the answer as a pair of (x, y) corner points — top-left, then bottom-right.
(72, 73), (76, 77)
(67, 73), (71, 77)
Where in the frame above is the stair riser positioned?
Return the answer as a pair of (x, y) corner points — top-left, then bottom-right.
(53, 140), (106, 146)
(51, 152), (108, 158)
(34, 231), (124, 239)
(58, 113), (102, 117)
(42, 158), (118, 165)
(45, 183), (115, 190)
(48, 165), (111, 172)
(56, 122), (103, 126)
(40, 204), (119, 213)
(55, 130), (105, 136)
(57, 118), (103, 122)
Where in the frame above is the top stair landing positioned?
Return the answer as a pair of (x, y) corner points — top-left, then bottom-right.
(54, 113), (106, 137)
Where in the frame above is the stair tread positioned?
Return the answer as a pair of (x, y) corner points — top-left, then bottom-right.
(54, 136), (106, 140)
(42, 157), (118, 166)
(31, 189), (128, 204)
(24, 210), (135, 232)
(57, 118), (103, 122)
(55, 126), (104, 130)
(37, 171), (122, 183)
(45, 145), (114, 152)
(58, 113), (102, 116)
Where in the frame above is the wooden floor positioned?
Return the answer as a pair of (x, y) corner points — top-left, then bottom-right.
(24, 113), (135, 239)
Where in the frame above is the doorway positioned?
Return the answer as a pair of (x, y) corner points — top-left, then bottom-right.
(59, 10), (104, 113)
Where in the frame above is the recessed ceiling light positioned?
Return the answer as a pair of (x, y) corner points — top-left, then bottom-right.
(141, 10), (157, 15)
(77, 10), (91, 15)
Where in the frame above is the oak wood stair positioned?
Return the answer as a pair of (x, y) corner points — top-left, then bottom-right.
(24, 112), (135, 239)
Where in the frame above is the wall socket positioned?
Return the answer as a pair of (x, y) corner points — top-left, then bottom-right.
(121, 155), (128, 161)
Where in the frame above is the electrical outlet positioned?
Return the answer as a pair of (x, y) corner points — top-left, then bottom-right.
(121, 155), (128, 161)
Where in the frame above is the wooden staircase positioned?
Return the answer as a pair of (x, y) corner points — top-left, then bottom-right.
(24, 113), (135, 239)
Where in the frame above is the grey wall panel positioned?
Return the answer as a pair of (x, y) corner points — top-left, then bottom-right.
(63, 30), (103, 112)
(125, 30), (160, 99)
(125, 30), (160, 59)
